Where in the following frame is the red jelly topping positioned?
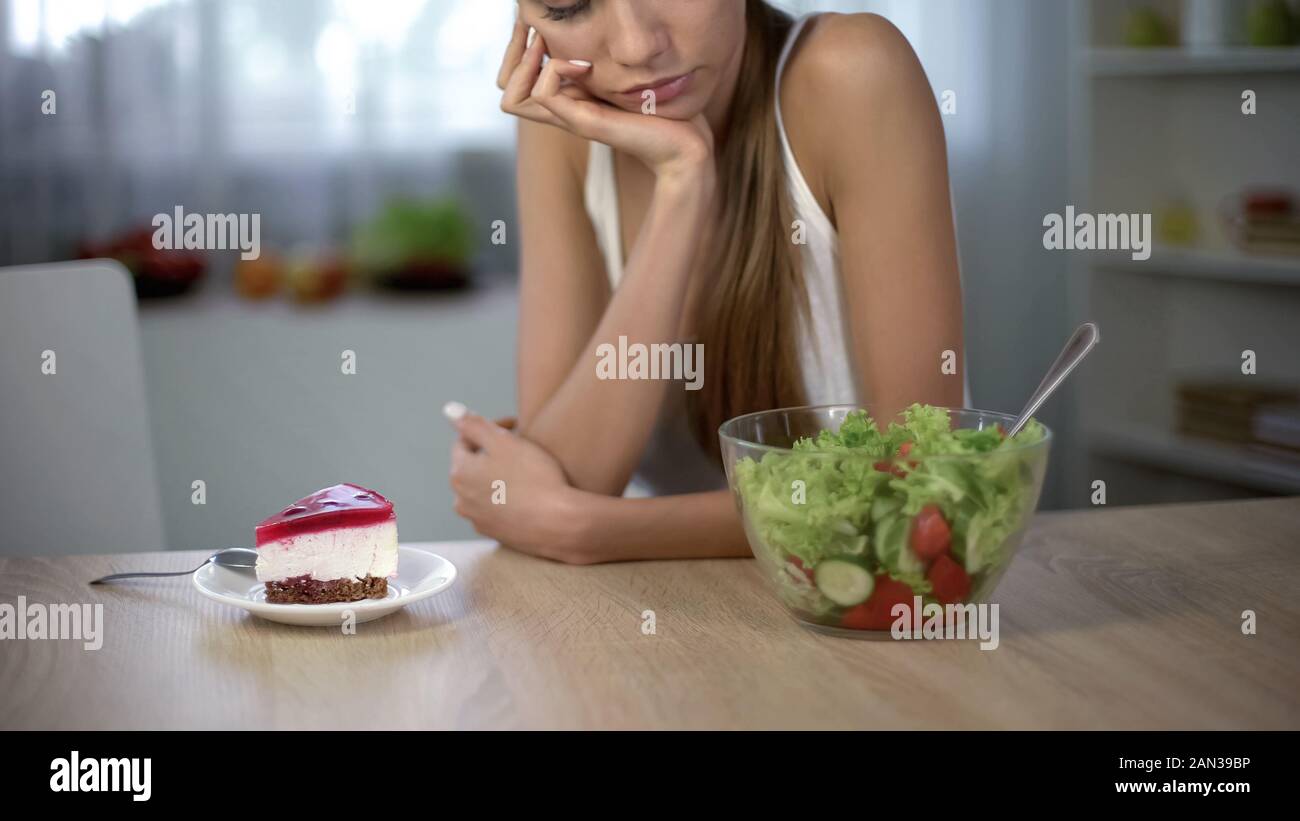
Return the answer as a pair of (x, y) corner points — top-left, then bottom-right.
(255, 483), (395, 547)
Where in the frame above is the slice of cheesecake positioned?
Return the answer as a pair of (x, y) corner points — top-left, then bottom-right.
(255, 483), (398, 604)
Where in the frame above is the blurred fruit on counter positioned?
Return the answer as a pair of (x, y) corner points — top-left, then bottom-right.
(234, 253), (285, 300)
(1124, 7), (1177, 47)
(349, 197), (474, 291)
(1246, 0), (1297, 45)
(285, 251), (349, 304)
(78, 227), (206, 299)
(1156, 199), (1200, 247)
(234, 249), (348, 305)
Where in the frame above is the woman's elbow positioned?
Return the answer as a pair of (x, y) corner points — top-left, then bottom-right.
(515, 426), (631, 498)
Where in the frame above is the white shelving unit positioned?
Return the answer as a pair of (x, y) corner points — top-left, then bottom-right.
(1089, 424), (1300, 496)
(1094, 245), (1300, 286)
(1068, 0), (1300, 505)
(1086, 46), (1300, 75)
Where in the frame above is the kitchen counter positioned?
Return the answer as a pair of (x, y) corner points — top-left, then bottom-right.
(1, 497), (1297, 730)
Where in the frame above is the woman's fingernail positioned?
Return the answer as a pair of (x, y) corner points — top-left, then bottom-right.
(569, 60), (592, 67)
(527, 26), (537, 48)
(443, 401), (468, 422)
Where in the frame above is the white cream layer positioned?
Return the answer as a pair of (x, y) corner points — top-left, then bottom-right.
(255, 519), (398, 583)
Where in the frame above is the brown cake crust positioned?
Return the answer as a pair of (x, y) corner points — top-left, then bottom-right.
(264, 575), (388, 604)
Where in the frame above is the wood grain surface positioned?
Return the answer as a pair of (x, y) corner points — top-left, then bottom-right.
(1, 497), (1297, 730)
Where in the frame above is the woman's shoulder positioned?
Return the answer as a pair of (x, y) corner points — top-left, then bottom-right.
(780, 13), (940, 201)
(783, 12), (925, 100)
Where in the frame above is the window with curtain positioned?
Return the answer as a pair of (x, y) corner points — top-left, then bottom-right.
(4, 0), (516, 154)
(0, 0), (519, 264)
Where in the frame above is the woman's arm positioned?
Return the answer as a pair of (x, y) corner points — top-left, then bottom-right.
(504, 24), (719, 497)
(514, 118), (612, 439)
(784, 14), (965, 414)
(451, 413), (749, 564)
(570, 489), (750, 562)
(519, 164), (715, 496)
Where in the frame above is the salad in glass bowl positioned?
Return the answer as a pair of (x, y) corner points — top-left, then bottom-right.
(719, 404), (1050, 638)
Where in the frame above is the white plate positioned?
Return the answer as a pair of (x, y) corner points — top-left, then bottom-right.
(192, 546), (457, 626)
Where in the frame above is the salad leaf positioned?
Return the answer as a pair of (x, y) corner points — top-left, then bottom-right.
(872, 513), (931, 592)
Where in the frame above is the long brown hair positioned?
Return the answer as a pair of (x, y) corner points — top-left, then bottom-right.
(688, 0), (807, 458)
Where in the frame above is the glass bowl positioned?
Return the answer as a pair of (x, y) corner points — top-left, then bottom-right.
(719, 405), (1051, 639)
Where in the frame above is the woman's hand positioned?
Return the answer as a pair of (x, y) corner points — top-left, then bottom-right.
(497, 18), (713, 183)
(448, 412), (598, 565)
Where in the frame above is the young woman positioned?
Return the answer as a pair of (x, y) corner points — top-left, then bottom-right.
(449, 0), (964, 563)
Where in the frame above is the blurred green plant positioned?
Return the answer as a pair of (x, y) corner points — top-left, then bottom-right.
(349, 197), (474, 278)
(1247, 0), (1297, 46)
(1124, 7), (1176, 47)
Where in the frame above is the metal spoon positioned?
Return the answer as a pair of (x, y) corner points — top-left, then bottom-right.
(1007, 322), (1100, 437)
(89, 548), (258, 585)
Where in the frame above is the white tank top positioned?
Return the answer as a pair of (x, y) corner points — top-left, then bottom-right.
(581, 14), (897, 496)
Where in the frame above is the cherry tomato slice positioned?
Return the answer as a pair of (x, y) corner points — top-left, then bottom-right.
(910, 505), (952, 561)
(927, 554), (971, 605)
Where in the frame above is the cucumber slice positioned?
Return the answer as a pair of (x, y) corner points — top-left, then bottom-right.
(814, 559), (875, 607)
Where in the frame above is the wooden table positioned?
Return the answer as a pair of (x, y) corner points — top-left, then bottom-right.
(2, 498), (1297, 730)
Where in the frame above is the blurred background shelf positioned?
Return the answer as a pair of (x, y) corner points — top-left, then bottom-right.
(1089, 424), (1300, 496)
(1068, 0), (1300, 507)
(1095, 246), (1300, 285)
(1086, 46), (1300, 75)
